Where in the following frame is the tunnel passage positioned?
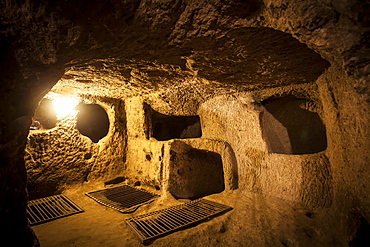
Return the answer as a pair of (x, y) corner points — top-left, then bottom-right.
(31, 98), (57, 130)
(260, 95), (327, 154)
(148, 108), (202, 141)
(349, 215), (370, 247)
(76, 103), (109, 143)
(169, 141), (225, 200)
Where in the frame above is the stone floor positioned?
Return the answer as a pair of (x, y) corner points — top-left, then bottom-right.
(32, 182), (345, 247)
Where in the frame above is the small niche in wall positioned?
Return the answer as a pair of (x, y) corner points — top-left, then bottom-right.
(31, 98), (57, 130)
(169, 141), (225, 200)
(76, 103), (109, 143)
(149, 109), (202, 141)
(260, 95), (327, 154)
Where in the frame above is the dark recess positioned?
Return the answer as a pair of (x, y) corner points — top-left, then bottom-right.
(260, 95), (327, 154)
(32, 98), (57, 129)
(350, 216), (370, 247)
(104, 176), (126, 185)
(76, 103), (109, 143)
(151, 110), (202, 141)
(169, 144), (225, 200)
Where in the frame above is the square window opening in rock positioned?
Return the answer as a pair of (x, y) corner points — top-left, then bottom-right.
(260, 95), (327, 154)
(145, 105), (202, 141)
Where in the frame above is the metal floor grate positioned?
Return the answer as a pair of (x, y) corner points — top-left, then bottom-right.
(126, 198), (232, 244)
(27, 194), (83, 225)
(86, 185), (160, 213)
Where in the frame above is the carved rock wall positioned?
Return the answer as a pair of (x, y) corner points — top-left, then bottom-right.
(25, 98), (127, 200)
(0, 0), (369, 245)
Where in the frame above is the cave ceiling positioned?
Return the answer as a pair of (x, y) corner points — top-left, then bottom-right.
(1, 0), (344, 101)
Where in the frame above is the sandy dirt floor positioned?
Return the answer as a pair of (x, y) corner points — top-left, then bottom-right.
(32, 182), (339, 247)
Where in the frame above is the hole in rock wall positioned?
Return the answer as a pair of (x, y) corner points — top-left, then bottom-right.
(31, 98), (57, 130)
(349, 215), (370, 247)
(76, 103), (109, 143)
(150, 110), (202, 141)
(260, 95), (327, 154)
(169, 141), (225, 200)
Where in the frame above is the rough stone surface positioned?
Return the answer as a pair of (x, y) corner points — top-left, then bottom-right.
(25, 117), (96, 199)
(316, 66), (370, 219)
(25, 98), (127, 200)
(0, 0), (369, 246)
(169, 140), (225, 199)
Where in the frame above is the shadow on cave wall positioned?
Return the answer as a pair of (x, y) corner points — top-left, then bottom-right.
(169, 141), (225, 200)
(260, 95), (327, 155)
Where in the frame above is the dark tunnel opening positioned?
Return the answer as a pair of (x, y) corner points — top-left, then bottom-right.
(76, 103), (110, 143)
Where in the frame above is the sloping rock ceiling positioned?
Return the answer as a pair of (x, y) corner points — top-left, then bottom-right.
(2, 0), (368, 99)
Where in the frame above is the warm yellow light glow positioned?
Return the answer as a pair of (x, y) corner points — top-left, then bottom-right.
(52, 96), (79, 119)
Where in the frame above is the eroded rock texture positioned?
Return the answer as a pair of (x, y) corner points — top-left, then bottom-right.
(169, 141), (225, 200)
(25, 97), (127, 200)
(0, 0), (369, 246)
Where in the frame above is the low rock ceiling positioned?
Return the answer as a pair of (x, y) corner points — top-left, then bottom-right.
(53, 26), (330, 100)
(2, 0), (350, 101)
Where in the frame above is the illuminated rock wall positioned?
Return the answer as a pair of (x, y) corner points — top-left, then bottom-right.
(25, 117), (96, 199)
(25, 98), (127, 199)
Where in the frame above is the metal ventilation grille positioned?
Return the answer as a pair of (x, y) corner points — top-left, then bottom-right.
(27, 194), (83, 225)
(86, 185), (160, 213)
(126, 199), (232, 244)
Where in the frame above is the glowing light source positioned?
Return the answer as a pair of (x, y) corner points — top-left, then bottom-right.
(52, 96), (79, 119)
